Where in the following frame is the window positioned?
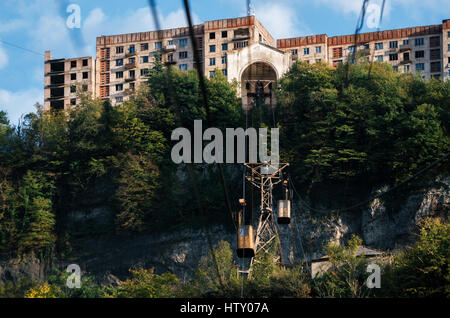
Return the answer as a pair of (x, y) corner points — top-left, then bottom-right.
(415, 50), (425, 58)
(209, 71), (215, 78)
(179, 51), (188, 59)
(448, 31), (450, 38)
(404, 52), (410, 61)
(375, 42), (383, 50)
(430, 36), (440, 47)
(129, 70), (135, 79)
(116, 84), (123, 91)
(430, 61), (441, 73)
(71, 61), (77, 68)
(141, 56), (149, 63)
(209, 32), (215, 40)
(116, 46), (124, 54)
(71, 73), (77, 80)
(348, 46), (355, 53)
(332, 60), (342, 67)
(316, 46), (321, 54)
(141, 43), (149, 51)
(210, 58), (216, 66)
(389, 53), (398, 61)
(210, 45), (216, 53)
(179, 64), (188, 70)
(234, 41), (248, 49)
(222, 55), (227, 64)
(222, 31), (227, 38)
(222, 43), (228, 51)
(332, 47), (342, 58)
(416, 63), (425, 71)
(364, 43), (370, 50)
(303, 47), (309, 55)
(141, 69), (150, 77)
(179, 38), (188, 47)
(430, 49), (440, 60)
(116, 96), (123, 103)
(82, 59), (88, 67)
(154, 42), (162, 49)
(376, 55), (383, 62)
(415, 38), (424, 46)
(404, 65), (410, 72)
(403, 39), (409, 45)
(116, 71), (123, 79)
(129, 45), (135, 54)
(393, 65), (398, 72)
(389, 41), (398, 49)
(291, 49), (298, 55)
(116, 59), (123, 66)
(168, 40), (174, 45)
(70, 86), (76, 93)
(222, 69), (227, 76)
(82, 85), (88, 92)
(448, 44), (450, 51)
(70, 99), (76, 106)
(129, 57), (135, 64)
(82, 72), (88, 79)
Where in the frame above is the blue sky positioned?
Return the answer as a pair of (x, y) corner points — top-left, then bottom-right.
(0, 0), (449, 125)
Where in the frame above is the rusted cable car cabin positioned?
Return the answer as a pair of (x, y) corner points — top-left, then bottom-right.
(277, 200), (291, 224)
(237, 225), (255, 258)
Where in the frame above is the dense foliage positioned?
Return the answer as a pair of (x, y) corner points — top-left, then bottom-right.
(278, 62), (449, 198)
(0, 68), (243, 254)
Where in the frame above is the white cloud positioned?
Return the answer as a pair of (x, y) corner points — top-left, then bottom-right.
(0, 44), (8, 69)
(314, 0), (449, 21)
(0, 19), (27, 34)
(254, 3), (309, 39)
(0, 88), (43, 126)
(314, 0), (364, 16)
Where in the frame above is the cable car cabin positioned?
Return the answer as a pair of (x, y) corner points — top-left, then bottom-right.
(278, 200), (291, 224)
(237, 226), (255, 258)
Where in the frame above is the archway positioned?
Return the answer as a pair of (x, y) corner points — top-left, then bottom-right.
(241, 62), (277, 110)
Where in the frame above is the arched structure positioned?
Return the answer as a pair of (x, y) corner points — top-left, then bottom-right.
(226, 43), (291, 109)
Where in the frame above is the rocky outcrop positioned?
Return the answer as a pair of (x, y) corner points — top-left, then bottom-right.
(1, 177), (448, 284)
(0, 252), (49, 284)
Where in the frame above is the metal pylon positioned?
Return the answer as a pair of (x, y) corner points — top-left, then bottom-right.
(243, 162), (289, 277)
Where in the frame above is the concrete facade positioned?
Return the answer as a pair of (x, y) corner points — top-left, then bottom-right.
(44, 16), (450, 111)
(278, 19), (450, 81)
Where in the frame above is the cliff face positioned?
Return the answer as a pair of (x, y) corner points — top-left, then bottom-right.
(1, 177), (448, 284)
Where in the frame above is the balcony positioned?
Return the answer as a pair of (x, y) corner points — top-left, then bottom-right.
(399, 44), (411, 52)
(125, 62), (136, 70)
(400, 59), (412, 65)
(126, 52), (136, 58)
(165, 44), (177, 52)
(125, 77), (136, 82)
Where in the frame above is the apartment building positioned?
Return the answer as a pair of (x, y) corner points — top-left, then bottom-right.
(44, 51), (95, 110)
(278, 19), (450, 81)
(44, 16), (449, 111)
